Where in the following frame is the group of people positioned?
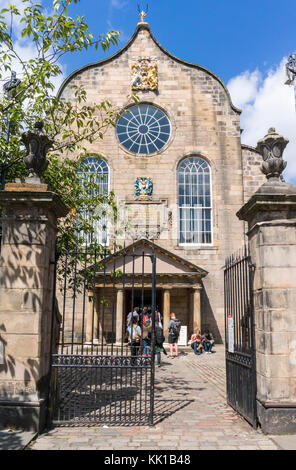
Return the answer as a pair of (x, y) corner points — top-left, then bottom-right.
(167, 314), (215, 357)
(126, 307), (215, 365)
(190, 329), (215, 355)
(126, 306), (166, 366)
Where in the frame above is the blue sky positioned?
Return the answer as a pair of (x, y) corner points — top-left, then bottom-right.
(61, 0), (296, 84)
(58, 0), (296, 184)
(1, 0), (296, 183)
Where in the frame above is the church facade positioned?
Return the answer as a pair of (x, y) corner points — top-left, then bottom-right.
(58, 19), (265, 343)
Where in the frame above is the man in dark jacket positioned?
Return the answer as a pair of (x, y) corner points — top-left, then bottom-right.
(167, 312), (181, 358)
(202, 329), (215, 354)
(155, 325), (167, 366)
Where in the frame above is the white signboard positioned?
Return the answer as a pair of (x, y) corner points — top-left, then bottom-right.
(227, 314), (234, 353)
(0, 339), (4, 365)
(178, 326), (188, 346)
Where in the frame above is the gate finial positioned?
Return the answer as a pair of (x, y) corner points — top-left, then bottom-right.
(256, 128), (288, 182)
(21, 122), (52, 181)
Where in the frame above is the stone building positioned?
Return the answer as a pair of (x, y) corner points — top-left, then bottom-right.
(57, 17), (265, 343)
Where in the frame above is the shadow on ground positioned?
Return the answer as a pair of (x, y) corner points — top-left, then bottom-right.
(0, 431), (36, 450)
(153, 399), (194, 425)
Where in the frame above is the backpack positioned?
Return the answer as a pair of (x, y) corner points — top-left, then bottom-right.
(155, 327), (165, 346)
(170, 319), (181, 336)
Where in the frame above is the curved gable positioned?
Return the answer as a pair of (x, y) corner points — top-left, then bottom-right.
(57, 23), (241, 114)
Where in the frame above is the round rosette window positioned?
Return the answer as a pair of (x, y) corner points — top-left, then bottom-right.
(116, 104), (171, 155)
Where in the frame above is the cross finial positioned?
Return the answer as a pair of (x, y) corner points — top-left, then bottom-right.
(137, 3), (148, 24)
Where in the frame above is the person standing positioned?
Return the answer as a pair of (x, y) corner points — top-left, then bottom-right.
(155, 325), (167, 366)
(141, 306), (148, 325)
(155, 308), (163, 328)
(168, 312), (181, 357)
(127, 307), (139, 326)
(142, 317), (152, 356)
(127, 320), (142, 362)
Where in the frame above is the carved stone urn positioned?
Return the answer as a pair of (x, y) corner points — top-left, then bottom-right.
(256, 128), (288, 181)
(22, 122), (52, 180)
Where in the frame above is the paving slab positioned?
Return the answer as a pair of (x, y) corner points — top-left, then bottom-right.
(28, 345), (295, 450)
(0, 431), (37, 450)
(269, 435), (296, 450)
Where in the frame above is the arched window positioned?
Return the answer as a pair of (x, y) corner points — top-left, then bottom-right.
(178, 157), (212, 245)
(79, 157), (109, 245)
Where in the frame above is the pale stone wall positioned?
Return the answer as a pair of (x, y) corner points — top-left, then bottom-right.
(0, 188), (68, 431)
(241, 145), (266, 203)
(170, 288), (189, 332)
(238, 189), (296, 433)
(59, 24), (249, 342)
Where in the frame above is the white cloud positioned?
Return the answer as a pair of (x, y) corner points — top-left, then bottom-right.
(228, 59), (296, 183)
(0, 0), (65, 94)
(110, 0), (128, 9)
(227, 70), (262, 109)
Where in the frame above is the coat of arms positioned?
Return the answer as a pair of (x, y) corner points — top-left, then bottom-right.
(131, 57), (158, 91)
(134, 177), (153, 200)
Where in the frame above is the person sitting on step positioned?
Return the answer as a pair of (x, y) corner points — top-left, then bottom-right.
(190, 330), (203, 355)
(202, 329), (215, 354)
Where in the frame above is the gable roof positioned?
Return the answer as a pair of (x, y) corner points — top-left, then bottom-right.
(97, 238), (208, 278)
(57, 23), (241, 114)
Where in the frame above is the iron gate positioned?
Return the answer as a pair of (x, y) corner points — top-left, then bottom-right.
(48, 240), (157, 426)
(224, 246), (257, 428)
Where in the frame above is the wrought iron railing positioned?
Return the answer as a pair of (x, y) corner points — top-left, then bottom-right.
(48, 241), (157, 426)
(224, 246), (257, 428)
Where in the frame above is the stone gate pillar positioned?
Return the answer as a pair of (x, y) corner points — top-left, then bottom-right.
(237, 128), (296, 434)
(0, 123), (68, 432)
(0, 184), (68, 432)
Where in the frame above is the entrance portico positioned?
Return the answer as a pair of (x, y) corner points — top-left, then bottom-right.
(92, 239), (208, 343)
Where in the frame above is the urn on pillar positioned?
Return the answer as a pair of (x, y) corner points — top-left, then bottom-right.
(21, 122), (52, 181)
(254, 128), (296, 195)
(256, 128), (289, 182)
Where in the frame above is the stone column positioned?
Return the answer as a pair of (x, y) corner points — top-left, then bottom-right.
(163, 288), (171, 341)
(192, 286), (202, 334)
(86, 290), (99, 344)
(116, 288), (124, 344)
(0, 183), (68, 432)
(237, 129), (296, 433)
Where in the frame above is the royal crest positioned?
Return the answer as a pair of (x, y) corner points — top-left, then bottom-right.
(131, 57), (158, 91)
(134, 177), (153, 200)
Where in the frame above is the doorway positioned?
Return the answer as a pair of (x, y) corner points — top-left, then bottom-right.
(125, 289), (163, 316)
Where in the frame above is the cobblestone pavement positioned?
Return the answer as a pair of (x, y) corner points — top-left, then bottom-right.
(29, 345), (280, 450)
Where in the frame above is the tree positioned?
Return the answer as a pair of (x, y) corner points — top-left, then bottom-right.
(0, 0), (135, 254)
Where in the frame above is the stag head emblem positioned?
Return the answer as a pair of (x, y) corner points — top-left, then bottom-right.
(138, 4), (148, 23)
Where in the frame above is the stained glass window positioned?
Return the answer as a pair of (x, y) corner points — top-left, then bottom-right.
(116, 104), (171, 155)
(78, 157), (109, 245)
(178, 157), (212, 245)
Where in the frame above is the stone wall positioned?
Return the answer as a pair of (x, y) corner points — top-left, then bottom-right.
(170, 288), (190, 332)
(0, 187), (68, 431)
(237, 188), (296, 434)
(241, 145), (266, 203)
(59, 24), (248, 342)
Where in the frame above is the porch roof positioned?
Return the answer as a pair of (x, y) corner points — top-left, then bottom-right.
(95, 239), (208, 280)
